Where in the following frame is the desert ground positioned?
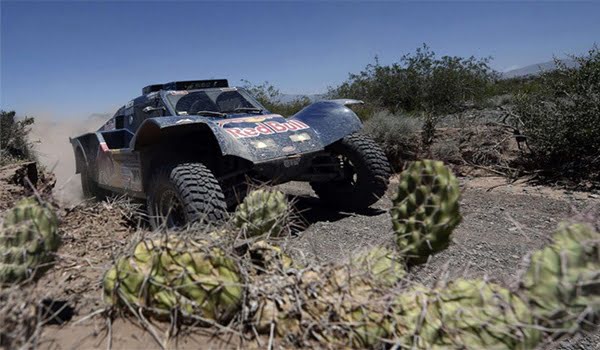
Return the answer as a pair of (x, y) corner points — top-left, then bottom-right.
(1, 169), (594, 349)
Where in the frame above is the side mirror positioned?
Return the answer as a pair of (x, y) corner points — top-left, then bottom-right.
(142, 106), (166, 114)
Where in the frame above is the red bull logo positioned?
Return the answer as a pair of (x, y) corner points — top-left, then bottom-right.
(224, 119), (310, 139)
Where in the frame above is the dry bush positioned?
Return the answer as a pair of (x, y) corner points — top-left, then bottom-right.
(430, 139), (462, 164)
(364, 108), (519, 175)
(458, 125), (514, 167)
(0, 285), (40, 348)
(486, 94), (515, 108)
(0, 111), (36, 166)
(363, 110), (422, 170)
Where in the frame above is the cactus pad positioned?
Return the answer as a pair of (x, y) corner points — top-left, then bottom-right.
(520, 223), (600, 332)
(393, 279), (540, 349)
(103, 236), (243, 323)
(233, 189), (289, 237)
(350, 246), (406, 288)
(391, 160), (461, 264)
(0, 198), (60, 284)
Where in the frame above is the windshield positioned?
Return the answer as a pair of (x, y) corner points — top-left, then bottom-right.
(165, 88), (265, 116)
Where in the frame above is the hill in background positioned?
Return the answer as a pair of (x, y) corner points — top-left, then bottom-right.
(502, 58), (577, 78)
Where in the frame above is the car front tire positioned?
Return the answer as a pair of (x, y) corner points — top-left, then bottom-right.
(147, 162), (227, 230)
(310, 133), (392, 211)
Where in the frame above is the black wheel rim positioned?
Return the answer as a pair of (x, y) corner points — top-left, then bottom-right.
(338, 154), (358, 186)
(157, 190), (186, 228)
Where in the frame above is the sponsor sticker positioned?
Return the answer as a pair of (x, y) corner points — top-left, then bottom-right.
(283, 157), (301, 168)
(224, 120), (310, 139)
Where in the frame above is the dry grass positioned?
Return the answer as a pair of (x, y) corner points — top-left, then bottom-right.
(3, 162), (600, 349)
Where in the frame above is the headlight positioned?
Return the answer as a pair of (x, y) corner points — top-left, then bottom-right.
(289, 132), (311, 142)
(252, 139), (276, 149)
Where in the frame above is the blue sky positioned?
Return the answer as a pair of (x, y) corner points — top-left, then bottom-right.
(1, 1), (599, 119)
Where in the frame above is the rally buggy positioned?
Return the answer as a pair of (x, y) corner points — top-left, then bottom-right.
(70, 79), (391, 228)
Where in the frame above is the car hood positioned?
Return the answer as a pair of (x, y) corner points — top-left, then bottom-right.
(141, 113), (325, 162)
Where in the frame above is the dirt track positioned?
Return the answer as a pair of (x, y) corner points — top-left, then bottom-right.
(22, 175), (600, 349)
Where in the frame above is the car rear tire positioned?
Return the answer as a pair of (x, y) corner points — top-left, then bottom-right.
(79, 152), (107, 200)
(310, 133), (391, 211)
(147, 162), (227, 230)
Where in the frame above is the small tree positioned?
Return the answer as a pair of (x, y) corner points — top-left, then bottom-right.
(0, 111), (36, 164)
(328, 45), (497, 115)
(514, 46), (600, 178)
(241, 80), (310, 116)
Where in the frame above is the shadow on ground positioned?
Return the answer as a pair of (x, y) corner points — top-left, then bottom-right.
(288, 193), (386, 234)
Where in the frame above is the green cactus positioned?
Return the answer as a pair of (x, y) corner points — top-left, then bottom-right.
(309, 292), (392, 349)
(103, 236), (243, 323)
(393, 279), (540, 349)
(519, 223), (600, 333)
(298, 251), (403, 348)
(391, 160), (461, 264)
(247, 248), (400, 347)
(233, 189), (289, 237)
(350, 246), (406, 288)
(0, 197), (60, 284)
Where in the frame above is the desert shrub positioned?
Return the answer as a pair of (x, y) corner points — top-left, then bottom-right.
(421, 114), (437, 147)
(363, 110), (422, 170)
(0, 111), (36, 166)
(430, 139), (462, 164)
(328, 45), (497, 115)
(483, 94), (514, 109)
(487, 75), (548, 97)
(514, 47), (600, 178)
(241, 80), (311, 116)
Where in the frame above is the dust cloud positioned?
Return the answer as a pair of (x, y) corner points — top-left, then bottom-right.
(31, 114), (108, 205)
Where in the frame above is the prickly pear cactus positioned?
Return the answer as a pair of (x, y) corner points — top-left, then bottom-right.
(246, 271), (302, 337)
(297, 248), (404, 348)
(310, 292), (392, 348)
(233, 189), (289, 237)
(246, 247), (401, 347)
(391, 160), (461, 264)
(519, 223), (600, 332)
(103, 236), (243, 323)
(393, 279), (540, 349)
(246, 240), (293, 275)
(350, 246), (405, 288)
(244, 240), (302, 336)
(0, 197), (60, 284)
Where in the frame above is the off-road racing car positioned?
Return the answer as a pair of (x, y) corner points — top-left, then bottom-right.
(70, 79), (391, 228)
